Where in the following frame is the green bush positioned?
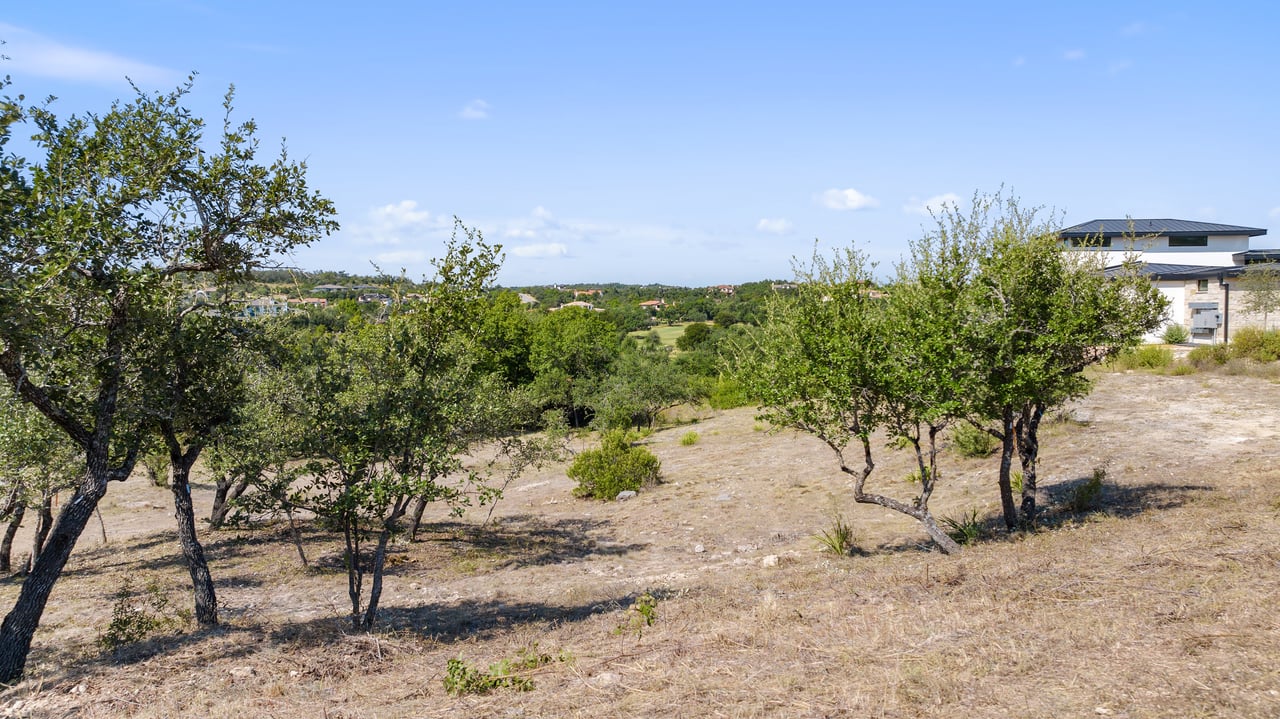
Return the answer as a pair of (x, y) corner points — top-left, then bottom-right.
(951, 422), (996, 458)
(1187, 343), (1230, 368)
(707, 376), (750, 410)
(1110, 345), (1173, 370)
(942, 508), (984, 545)
(1229, 327), (1280, 363)
(98, 578), (189, 651)
(1160, 323), (1190, 344)
(680, 431), (699, 446)
(814, 511), (859, 556)
(568, 430), (662, 499)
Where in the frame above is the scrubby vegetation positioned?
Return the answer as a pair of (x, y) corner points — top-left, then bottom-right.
(566, 431), (663, 499)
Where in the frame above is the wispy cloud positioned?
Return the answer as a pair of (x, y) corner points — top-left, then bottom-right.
(1108, 59), (1133, 74)
(1063, 49), (1086, 61)
(819, 188), (879, 211)
(0, 23), (177, 87)
(350, 200), (449, 246)
(459, 99), (490, 120)
(902, 193), (961, 216)
(756, 218), (792, 234)
(510, 243), (569, 259)
(1121, 21), (1149, 36)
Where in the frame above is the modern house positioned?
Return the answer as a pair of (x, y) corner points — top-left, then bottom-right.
(1061, 219), (1277, 343)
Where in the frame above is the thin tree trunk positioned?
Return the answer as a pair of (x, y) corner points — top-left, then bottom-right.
(408, 496), (428, 541)
(361, 498), (410, 630)
(1015, 401), (1046, 527)
(208, 475), (250, 529)
(837, 434), (961, 555)
(345, 514), (363, 631)
(994, 407), (1018, 530)
(0, 502), (24, 574)
(26, 495), (55, 575)
(95, 506), (107, 544)
(166, 436), (218, 627)
(0, 479), (106, 684)
(286, 505), (308, 567)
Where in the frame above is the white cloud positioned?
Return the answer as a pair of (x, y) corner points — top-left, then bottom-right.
(820, 188), (879, 211)
(1063, 49), (1086, 61)
(350, 200), (449, 246)
(510, 243), (569, 259)
(756, 218), (792, 234)
(902, 193), (962, 216)
(459, 99), (490, 120)
(0, 23), (176, 87)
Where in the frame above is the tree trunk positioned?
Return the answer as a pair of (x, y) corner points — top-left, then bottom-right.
(0, 502), (25, 574)
(408, 496), (428, 541)
(26, 495), (55, 574)
(995, 408), (1018, 531)
(168, 448), (219, 627)
(0, 479), (105, 684)
(1015, 401), (1046, 527)
(361, 498), (410, 630)
(209, 475), (250, 529)
(344, 515), (364, 631)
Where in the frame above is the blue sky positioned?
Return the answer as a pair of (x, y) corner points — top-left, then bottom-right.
(3, 2), (1277, 286)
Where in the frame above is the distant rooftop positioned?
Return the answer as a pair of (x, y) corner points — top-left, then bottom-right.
(1102, 263), (1246, 280)
(1061, 219), (1267, 238)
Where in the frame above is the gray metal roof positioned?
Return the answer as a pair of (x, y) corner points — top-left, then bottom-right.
(1234, 249), (1280, 263)
(1103, 263), (1245, 280)
(1062, 219), (1267, 238)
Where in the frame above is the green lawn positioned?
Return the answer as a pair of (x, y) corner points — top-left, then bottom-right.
(628, 322), (693, 349)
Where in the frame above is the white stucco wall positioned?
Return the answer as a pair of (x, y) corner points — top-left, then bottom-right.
(1077, 234), (1251, 269)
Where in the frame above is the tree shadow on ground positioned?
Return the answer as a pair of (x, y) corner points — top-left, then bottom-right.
(274, 586), (679, 647)
(1039, 476), (1212, 527)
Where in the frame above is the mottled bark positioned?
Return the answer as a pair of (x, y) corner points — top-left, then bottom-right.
(165, 434), (218, 627)
(0, 502), (25, 574)
(993, 408), (1019, 531)
(26, 494), (54, 575)
(0, 478), (107, 683)
(208, 475), (250, 529)
(1015, 401), (1046, 527)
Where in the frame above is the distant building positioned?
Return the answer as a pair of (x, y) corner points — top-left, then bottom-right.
(1062, 218), (1276, 343)
(241, 297), (289, 318)
(312, 284), (348, 293)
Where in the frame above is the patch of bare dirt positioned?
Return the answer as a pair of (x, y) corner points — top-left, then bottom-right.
(2, 370), (1279, 718)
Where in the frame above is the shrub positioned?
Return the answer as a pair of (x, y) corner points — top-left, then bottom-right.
(1169, 361), (1197, 376)
(1110, 345), (1173, 370)
(443, 646), (566, 696)
(707, 376), (750, 410)
(1067, 466), (1106, 513)
(1187, 343), (1230, 368)
(680, 431), (699, 446)
(942, 508), (984, 545)
(814, 511), (858, 556)
(567, 430), (661, 499)
(1160, 323), (1190, 344)
(951, 422), (996, 458)
(1230, 327), (1280, 363)
(98, 578), (189, 651)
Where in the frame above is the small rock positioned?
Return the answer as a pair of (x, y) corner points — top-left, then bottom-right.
(1094, 707), (1112, 716)
(761, 554), (779, 567)
(693, 544), (705, 553)
(736, 544), (756, 553)
(69, 683), (86, 695)
(595, 672), (622, 686)
(615, 490), (637, 501)
(289, 670), (301, 678)
(229, 666), (256, 679)
(714, 493), (732, 502)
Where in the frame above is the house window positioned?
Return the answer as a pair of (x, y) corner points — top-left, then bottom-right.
(1196, 279), (1210, 292)
(1169, 235), (1209, 247)
(1069, 237), (1112, 248)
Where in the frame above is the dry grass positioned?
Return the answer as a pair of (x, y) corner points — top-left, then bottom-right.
(2, 372), (1280, 718)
